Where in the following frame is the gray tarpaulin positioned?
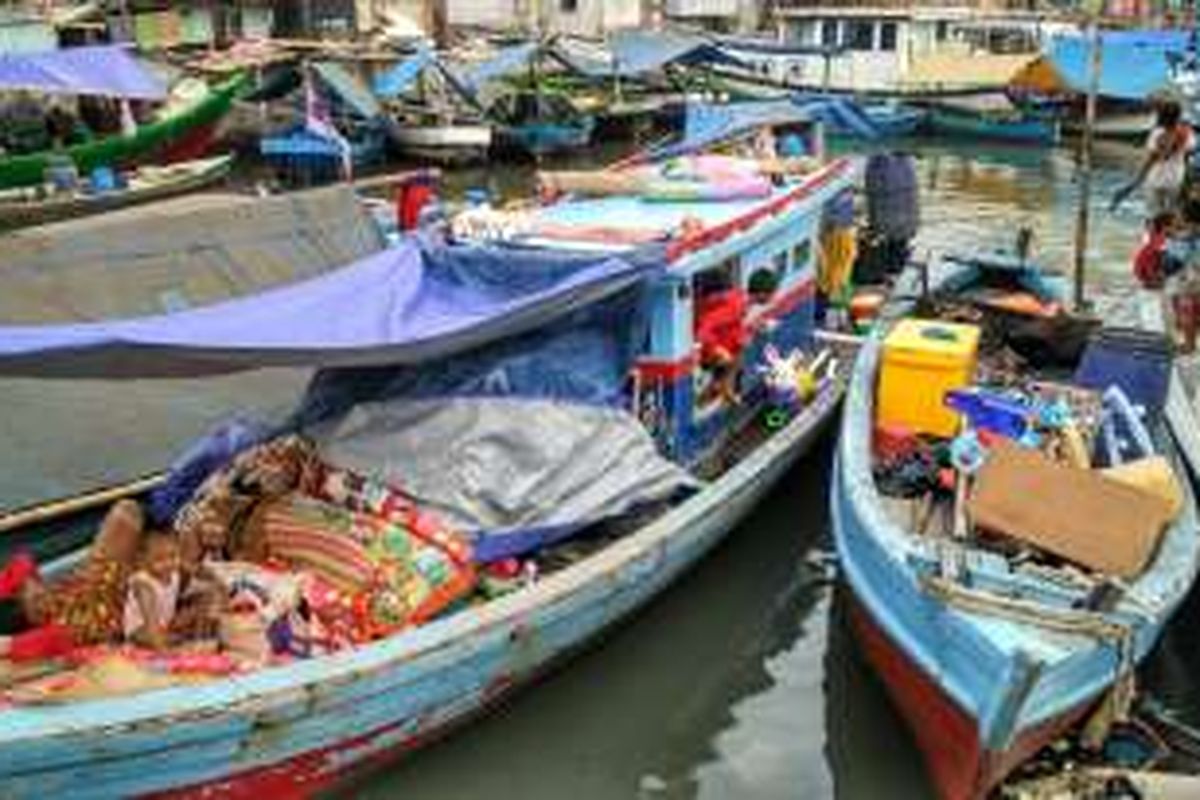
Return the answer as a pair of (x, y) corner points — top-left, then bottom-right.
(0, 185), (384, 323)
(312, 397), (699, 561)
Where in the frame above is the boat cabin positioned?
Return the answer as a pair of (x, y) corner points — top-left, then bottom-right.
(463, 109), (855, 463)
(724, 8), (1042, 96)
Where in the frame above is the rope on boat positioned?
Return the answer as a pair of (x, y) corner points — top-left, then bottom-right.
(922, 574), (1139, 746)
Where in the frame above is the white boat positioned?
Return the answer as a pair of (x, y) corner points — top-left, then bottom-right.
(392, 122), (493, 163)
(717, 10), (1044, 99)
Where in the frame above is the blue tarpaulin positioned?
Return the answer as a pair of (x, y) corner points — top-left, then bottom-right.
(313, 61), (384, 120)
(372, 46), (434, 98)
(0, 44), (166, 100)
(1046, 30), (1189, 101)
(464, 42), (540, 90)
(0, 241), (658, 379)
(607, 30), (743, 77)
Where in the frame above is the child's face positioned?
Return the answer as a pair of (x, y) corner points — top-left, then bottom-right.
(144, 538), (180, 582)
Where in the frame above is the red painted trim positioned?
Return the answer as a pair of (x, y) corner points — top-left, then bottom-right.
(635, 354), (697, 382)
(846, 591), (1093, 800)
(665, 159), (852, 263)
(748, 277), (815, 332)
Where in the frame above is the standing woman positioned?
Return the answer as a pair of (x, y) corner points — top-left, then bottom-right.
(1143, 100), (1195, 216)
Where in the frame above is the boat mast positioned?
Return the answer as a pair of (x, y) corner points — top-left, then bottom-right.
(1072, 5), (1102, 312)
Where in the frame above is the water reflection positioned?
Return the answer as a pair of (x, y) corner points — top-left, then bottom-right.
(353, 439), (841, 800)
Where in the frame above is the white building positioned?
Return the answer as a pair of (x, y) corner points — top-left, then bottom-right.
(447, 0), (643, 36)
(663, 0), (759, 33)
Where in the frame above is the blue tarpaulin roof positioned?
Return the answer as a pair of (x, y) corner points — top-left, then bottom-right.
(464, 42), (540, 90)
(372, 46), (435, 98)
(0, 44), (166, 100)
(1046, 30), (1189, 101)
(0, 241), (657, 379)
(313, 61), (384, 120)
(646, 97), (877, 159)
(607, 30), (744, 77)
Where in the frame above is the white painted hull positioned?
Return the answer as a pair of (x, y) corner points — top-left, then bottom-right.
(394, 125), (493, 162)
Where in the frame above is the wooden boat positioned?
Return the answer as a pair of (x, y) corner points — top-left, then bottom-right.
(0, 75), (245, 191)
(391, 122), (492, 164)
(928, 105), (1059, 145)
(862, 102), (927, 138)
(0, 154), (234, 231)
(0, 134), (859, 794)
(832, 255), (1200, 800)
(491, 90), (595, 156)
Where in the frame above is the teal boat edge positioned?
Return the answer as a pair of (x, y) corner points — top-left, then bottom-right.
(831, 261), (1200, 800)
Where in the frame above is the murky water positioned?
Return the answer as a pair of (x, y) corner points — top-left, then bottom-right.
(3, 137), (1191, 799)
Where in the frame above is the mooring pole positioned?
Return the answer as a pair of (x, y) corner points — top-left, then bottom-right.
(1073, 10), (1102, 312)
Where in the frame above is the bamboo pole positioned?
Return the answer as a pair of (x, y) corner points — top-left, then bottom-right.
(1072, 13), (1102, 313)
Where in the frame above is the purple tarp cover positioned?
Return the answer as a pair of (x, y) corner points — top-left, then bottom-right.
(0, 45), (167, 100)
(0, 240), (650, 379)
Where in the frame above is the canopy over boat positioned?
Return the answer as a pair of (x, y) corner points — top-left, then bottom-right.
(0, 44), (166, 100)
(1015, 31), (1188, 101)
(593, 30), (743, 78)
(645, 97), (876, 159)
(312, 61), (385, 120)
(0, 240), (660, 379)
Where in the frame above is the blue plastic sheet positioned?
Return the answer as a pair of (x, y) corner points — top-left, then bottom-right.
(0, 44), (166, 100)
(1047, 30), (1188, 101)
(372, 46), (434, 98)
(0, 241), (660, 379)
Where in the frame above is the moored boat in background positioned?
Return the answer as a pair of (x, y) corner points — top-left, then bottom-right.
(0, 154), (234, 231)
(0, 45), (245, 191)
(833, 254), (1200, 800)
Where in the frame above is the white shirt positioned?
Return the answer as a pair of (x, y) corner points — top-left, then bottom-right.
(1144, 125), (1196, 191)
(123, 570), (181, 639)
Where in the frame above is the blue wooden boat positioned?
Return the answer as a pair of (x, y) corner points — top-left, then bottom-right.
(927, 106), (1059, 145)
(861, 102), (927, 137)
(491, 90), (595, 156)
(0, 137), (858, 795)
(832, 255), (1200, 800)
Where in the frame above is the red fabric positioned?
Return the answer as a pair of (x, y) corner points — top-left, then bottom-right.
(0, 553), (37, 600)
(1133, 230), (1167, 289)
(8, 624), (75, 662)
(694, 289), (750, 364)
(397, 183), (434, 231)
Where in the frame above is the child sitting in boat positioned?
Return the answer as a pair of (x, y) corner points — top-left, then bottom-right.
(123, 532), (183, 652)
(0, 500), (144, 661)
(695, 270), (750, 406)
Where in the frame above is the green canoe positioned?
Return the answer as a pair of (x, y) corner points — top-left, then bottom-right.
(0, 74), (246, 191)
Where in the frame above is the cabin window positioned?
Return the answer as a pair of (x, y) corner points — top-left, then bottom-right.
(847, 21), (874, 52)
(791, 240), (812, 272)
(880, 22), (898, 52)
(559, 0), (577, 11)
(820, 19), (838, 48)
(773, 251), (789, 277)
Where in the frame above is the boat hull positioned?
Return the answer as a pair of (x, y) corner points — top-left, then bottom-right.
(928, 109), (1058, 145)
(0, 377), (843, 798)
(843, 587), (1092, 800)
(0, 155), (234, 231)
(393, 125), (492, 164)
(0, 75), (244, 191)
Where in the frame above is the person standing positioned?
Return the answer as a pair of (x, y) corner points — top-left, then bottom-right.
(1142, 100), (1195, 216)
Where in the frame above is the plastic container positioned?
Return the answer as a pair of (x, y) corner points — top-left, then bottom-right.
(878, 319), (981, 437)
(1074, 328), (1173, 418)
